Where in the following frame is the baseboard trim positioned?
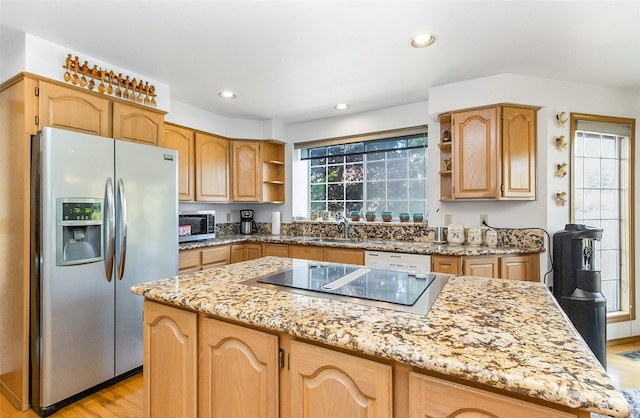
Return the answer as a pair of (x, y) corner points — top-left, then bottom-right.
(607, 335), (640, 347)
(0, 379), (23, 411)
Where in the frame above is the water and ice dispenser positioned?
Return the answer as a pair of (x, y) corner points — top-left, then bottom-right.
(552, 224), (606, 367)
(56, 198), (103, 265)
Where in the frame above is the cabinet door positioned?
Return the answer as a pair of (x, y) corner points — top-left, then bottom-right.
(325, 248), (364, 265)
(163, 124), (195, 201)
(196, 133), (230, 202)
(500, 254), (539, 282)
(246, 243), (263, 260)
(113, 102), (163, 145)
(199, 317), (278, 418)
(230, 244), (246, 264)
(232, 140), (261, 202)
(452, 107), (499, 199)
(463, 256), (499, 278)
(431, 255), (461, 275)
(290, 245), (324, 261)
(263, 243), (289, 257)
(38, 81), (111, 136)
(290, 340), (392, 418)
(143, 301), (197, 418)
(408, 373), (577, 418)
(501, 106), (537, 199)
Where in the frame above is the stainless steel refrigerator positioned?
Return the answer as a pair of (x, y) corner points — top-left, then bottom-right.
(30, 127), (178, 416)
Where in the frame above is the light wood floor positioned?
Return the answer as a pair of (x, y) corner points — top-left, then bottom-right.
(1, 344), (640, 417)
(0, 373), (142, 418)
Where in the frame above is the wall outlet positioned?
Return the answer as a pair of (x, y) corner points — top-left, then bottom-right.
(480, 214), (489, 226)
(444, 214), (452, 225)
(226, 212), (231, 222)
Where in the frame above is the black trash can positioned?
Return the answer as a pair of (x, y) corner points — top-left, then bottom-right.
(552, 224), (607, 367)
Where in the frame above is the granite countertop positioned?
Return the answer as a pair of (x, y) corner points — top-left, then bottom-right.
(179, 234), (543, 256)
(132, 256), (629, 417)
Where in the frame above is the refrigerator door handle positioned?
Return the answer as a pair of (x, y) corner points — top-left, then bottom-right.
(117, 178), (128, 280)
(104, 177), (115, 282)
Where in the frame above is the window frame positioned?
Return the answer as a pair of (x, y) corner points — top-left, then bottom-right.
(294, 125), (429, 218)
(569, 112), (636, 323)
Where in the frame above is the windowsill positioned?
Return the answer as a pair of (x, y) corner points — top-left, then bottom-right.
(607, 310), (635, 323)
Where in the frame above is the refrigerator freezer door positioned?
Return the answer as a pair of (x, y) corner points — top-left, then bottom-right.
(39, 127), (116, 407)
(114, 140), (178, 375)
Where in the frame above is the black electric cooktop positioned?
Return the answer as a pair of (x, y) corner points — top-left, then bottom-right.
(256, 262), (436, 306)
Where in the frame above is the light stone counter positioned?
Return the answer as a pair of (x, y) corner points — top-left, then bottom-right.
(180, 234), (543, 256)
(131, 256), (628, 417)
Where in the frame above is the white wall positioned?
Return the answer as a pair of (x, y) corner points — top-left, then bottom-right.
(5, 33), (639, 338)
(287, 73), (640, 340)
(1, 34), (172, 111)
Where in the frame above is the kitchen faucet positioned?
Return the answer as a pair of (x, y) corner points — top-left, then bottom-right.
(339, 213), (350, 239)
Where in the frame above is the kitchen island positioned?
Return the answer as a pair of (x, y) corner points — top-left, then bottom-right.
(132, 256), (629, 418)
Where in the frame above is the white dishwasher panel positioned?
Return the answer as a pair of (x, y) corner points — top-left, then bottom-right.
(364, 251), (431, 272)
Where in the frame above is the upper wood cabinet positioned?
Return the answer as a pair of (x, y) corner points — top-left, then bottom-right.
(262, 141), (285, 203)
(113, 102), (164, 145)
(231, 139), (286, 203)
(37, 80), (166, 145)
(196, 133), (230, 202)
(501, 106), (537, 199)
(38, 81), (111, 137)
(232, 140), (262, 202)
(162, 124), (195, 201)
(289, 340), (392, 418)
(439, 104), (538, 200)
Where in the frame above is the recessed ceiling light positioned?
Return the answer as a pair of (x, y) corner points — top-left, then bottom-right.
(335, 103), (349, 110)
(411, 33), (436, 48)
(218, 91), (236, 99)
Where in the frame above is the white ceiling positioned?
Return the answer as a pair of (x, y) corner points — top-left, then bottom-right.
(2, 1), (639, 124)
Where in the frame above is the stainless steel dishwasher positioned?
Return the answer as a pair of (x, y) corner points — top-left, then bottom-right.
(364, 250), (431, 272)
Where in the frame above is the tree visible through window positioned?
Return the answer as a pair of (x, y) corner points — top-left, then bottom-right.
(302, 134), (428, 218)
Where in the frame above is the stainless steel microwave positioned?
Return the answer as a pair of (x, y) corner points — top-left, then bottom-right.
(178, 210), (216, 242)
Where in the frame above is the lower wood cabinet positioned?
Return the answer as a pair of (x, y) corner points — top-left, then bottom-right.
(289, 244), (365, 265)
(143, 301), (588, 418)
(199, 317), (278, 418)
(431, 253), (540, 282)
(289, 340), (392, 418)
(179, 245), (231, 273)
(230, 243), (262, 263)
(143, 301), (197, 418)
(289, 244), (324, 261)
(408, 373), (578, 418)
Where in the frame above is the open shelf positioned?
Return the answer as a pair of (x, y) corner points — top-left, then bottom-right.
(262, 141), (286, 203)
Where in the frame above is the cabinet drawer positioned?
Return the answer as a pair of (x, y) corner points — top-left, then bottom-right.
(262, 243), (289, 257)
(201, 246), (230, 265)
(325, 248), (364, 265)
(179, 250), (201, 270)
(289, 245), (324, 261)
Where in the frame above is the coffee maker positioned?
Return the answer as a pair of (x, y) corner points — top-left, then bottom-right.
(552, 224), (606, 366)
(240, 209), (256, 235)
